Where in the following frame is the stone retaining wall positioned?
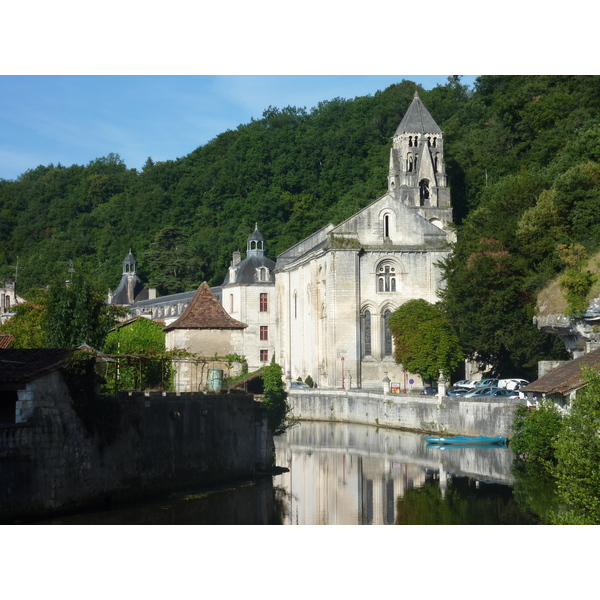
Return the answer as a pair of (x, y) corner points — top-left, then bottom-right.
(288, 389), (519, 437)
(0, 370), (273, 522)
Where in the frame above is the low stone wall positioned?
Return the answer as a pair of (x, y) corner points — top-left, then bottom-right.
(0, 371), (273, 522)
(288, 389), (520, 437)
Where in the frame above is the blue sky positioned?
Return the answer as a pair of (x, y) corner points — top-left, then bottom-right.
(0, 75), (479, 181)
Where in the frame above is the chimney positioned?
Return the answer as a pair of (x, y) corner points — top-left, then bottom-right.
(232, 250), (242, 266)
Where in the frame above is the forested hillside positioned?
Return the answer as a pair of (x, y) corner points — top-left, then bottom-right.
(2, 75), (600, 377)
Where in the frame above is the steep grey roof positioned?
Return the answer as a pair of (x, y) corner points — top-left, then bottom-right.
(395, 91), (442, 135)
(110, 273), (149, 305)
(222, 254), (275, 286)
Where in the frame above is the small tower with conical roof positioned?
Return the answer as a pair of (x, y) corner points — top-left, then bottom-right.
(387, 91), (451, 225)
(108, 250), (149, 305)
(247, 223), (266, 257)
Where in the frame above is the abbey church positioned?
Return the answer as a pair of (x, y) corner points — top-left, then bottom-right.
(112, 92), (454, 389)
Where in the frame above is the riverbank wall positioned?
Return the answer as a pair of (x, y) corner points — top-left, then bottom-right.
(0, 372), (273, 522)
(288, 389), (519, 437)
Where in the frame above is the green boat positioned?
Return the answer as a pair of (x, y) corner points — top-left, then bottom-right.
(425, 435), (508, 445)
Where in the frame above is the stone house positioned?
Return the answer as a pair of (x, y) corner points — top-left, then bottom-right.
(0, 348), (77, 424)
(163, 282), (247, 392)
(522, 346), (600, 410)
(220, 224), (277, 371)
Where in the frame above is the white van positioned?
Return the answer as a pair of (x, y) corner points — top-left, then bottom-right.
(498, 378), (529, 390)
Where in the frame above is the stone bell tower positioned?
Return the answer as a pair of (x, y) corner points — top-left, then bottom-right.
(387, 91), (452, 228)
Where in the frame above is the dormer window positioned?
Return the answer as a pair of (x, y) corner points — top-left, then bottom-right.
(257, 267), (269, 282)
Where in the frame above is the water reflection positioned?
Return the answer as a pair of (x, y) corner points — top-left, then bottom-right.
(274, 421), (539, 525)
(36, 478), (283, 525)
(34, 421), (544, 524)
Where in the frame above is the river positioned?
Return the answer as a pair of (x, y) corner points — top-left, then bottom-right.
(34, 420), (546, 525)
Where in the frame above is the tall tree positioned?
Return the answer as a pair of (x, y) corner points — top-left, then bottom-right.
(388, 299), (464, 383)
(45, 269), (125, 349)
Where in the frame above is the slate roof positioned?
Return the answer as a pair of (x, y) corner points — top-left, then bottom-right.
(523, 347), (600, 395)
(221, 254), (275, 286)
(395, 91), (442, 135)
(0, 348), (75, 384)
(110, 273), (149, 305)
(163, 282), (247, 332)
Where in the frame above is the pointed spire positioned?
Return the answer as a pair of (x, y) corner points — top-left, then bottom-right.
(164, 282), (247, 331)
(395, 93), (441, 135)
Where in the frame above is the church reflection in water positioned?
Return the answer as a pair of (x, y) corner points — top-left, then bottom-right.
(273, 421), (517, 525)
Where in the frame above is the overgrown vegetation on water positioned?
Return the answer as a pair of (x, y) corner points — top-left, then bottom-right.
(510, 368), (600, 523)
(262, 358), (294, 436)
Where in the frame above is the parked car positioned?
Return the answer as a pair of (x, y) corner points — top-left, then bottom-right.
(476, 378), (499, 388)
(453, 379), (478, 388)
(463, 386), (497, 398)
(488, 388), (520, 398)
(446, 386), (470, 396)
(420, 387), (438, 396)
(498, 378), (529, 390)
(291, 381), (310, 389)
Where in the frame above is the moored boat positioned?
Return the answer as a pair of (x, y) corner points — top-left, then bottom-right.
(425, 435), (508, 445)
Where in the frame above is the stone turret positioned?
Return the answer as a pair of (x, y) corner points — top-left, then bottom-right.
(387, 91), (452, 230)
(108, 250), (149, 305)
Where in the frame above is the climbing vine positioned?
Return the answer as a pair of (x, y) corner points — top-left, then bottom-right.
(62, 351), (121, 447)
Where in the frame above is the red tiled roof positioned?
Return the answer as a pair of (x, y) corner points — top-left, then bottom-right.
(524, 347), (600, 395)
(0, 334), (14, 349)
(163, 282), (247, 332)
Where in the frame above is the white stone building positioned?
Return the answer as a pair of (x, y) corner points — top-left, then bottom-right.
(122, 92), (453, 390)
(275, 92), (453, 389)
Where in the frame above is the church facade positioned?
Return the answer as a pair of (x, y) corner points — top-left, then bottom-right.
(274, 92), (453, 389)
(123, 92), (453, 390)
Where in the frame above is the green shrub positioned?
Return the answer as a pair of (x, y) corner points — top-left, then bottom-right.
(262, 359), (292, 436)
(553, 368), (600, 523)
(510, 400), (563, 471)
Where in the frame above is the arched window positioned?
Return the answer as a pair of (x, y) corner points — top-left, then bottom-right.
(377, 263), (396, 293)
(407, 154), (413, 172)
(383, 309), (393, 356)
(408, 136), (413, 147)
(383, 214), (390, 239)
(362, 310), (372, 357)
(419, 179), (430, 204)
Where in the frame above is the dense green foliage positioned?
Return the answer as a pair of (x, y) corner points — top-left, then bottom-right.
(262, 359), (291, 436)
(103, 317), (171, 390)
(510, 401), (563, 470)
(2, 76), (600, 374)
(0, 287), (48, 347)
(509, 370), (600, 523)
(553, 369), (600, 523)
(388, 299), (464, 382)
(0, 271), (126, 348)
